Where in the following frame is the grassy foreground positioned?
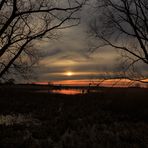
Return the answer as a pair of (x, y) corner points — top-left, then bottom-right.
(0, 85), (148, 148)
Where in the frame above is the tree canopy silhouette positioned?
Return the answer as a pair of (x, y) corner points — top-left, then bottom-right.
(0, 0), (85, 79)
(90, 0), (148, 71)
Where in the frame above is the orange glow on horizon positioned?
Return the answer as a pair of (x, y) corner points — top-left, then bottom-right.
(34, 79), (148, 88)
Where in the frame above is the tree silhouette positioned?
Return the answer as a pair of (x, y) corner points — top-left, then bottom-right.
(90, 0), (148, 73)
(5, 78), (15, 85)
(0, 0), (85, 79)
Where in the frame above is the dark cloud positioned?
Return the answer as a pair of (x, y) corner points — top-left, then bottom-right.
(19, 0), (148, 82)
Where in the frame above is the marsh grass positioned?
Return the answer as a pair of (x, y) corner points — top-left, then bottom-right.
(0, 85), (148, 147)
(0, 114), (40, 126)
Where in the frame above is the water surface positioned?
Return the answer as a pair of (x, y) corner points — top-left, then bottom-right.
(36, 88), (101, 95)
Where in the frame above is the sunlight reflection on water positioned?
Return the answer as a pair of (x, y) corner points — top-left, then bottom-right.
(36, 89), (101, 95)
(49, 89), (101, 95)
(50, 89), (83, 95)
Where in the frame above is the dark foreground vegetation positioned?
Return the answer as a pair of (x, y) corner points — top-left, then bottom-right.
(0, 85), (148, 148)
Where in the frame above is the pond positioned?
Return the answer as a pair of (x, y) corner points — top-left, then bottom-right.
(50, 89), (83, 95)
(36, 89), (101, 95)
(36, 88), (102, 95)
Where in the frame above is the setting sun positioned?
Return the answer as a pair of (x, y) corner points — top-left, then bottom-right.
(66, 71), (73, 76)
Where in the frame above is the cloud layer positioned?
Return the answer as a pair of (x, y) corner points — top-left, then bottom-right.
(25, 1), (148, 82)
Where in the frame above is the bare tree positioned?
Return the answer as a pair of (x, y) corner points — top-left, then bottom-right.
(0, 0), (86, 79)
(89, 0), (148, 81)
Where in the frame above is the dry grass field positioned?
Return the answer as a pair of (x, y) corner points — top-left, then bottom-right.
(0, 85), (148, 148)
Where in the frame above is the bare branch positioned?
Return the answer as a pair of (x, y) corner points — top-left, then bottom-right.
(0, 0), (86, 79)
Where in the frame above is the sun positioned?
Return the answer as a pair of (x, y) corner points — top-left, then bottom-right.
(66, 71), (73, 76)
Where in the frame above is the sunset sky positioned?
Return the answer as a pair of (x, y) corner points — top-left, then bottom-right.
(35, 27), (121, 82)
(26, 0), (148, 85)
